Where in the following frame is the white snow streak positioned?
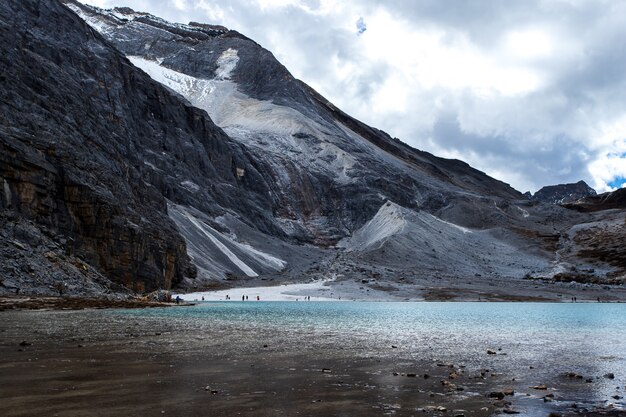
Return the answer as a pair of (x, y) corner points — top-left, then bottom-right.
(428, 214), (473, 233)
(183, 212), (259, 277)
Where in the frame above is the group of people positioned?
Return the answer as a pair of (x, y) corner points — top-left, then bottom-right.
(236, 295), (260, 301)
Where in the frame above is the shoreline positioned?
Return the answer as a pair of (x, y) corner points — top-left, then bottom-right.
(0, 296), (194, 312)
(1, 293), (624, 311)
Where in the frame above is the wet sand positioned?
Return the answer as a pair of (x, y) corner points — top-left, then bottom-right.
(1, 305), (625, 417)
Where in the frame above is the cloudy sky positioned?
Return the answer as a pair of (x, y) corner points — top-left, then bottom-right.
(79, 0), (626, 193)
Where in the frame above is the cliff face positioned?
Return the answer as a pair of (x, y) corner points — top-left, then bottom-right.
(0, 0), (271, 292)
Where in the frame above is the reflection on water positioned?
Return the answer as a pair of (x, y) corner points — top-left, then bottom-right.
(117, 302), (626, 412)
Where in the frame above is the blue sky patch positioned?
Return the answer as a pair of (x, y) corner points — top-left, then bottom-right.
(608, 176), (626, 189)
(356, 17), (366, 35)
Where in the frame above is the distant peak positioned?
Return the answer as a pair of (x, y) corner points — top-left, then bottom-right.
(531, 180), (597, 205)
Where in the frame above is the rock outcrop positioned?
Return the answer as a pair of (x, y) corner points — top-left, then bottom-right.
(562, 188), (626, 212)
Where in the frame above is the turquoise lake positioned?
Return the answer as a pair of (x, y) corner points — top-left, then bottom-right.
(113, 301), (626, 414)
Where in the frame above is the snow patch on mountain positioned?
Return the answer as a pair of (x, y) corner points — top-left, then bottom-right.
(128, 56), (358, 184)
(66, 3), (115, 35)
(215, 48), (239, 79)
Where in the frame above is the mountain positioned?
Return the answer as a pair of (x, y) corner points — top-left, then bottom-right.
(529, 180), (597, 205)
(1, 0), (624, 298)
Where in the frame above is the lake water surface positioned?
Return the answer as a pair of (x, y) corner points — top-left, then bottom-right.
(115, 301), (626, 414)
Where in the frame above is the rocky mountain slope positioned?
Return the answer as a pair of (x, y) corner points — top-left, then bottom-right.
(527, 180), (597, 204)
(1, 0), (624, 299)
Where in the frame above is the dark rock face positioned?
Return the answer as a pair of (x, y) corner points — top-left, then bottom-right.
(531, 180), (597, 205)
(0, 0), (275, 292)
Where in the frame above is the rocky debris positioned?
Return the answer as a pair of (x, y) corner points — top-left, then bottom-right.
(204, 386), (219, 394)
(489, 391), (505, 400)
(421, 405), (447, 413)
(530, 180), (597, 205)
(0, 212), (129, 296)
